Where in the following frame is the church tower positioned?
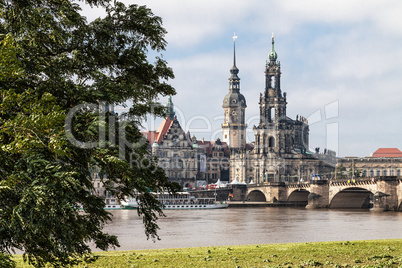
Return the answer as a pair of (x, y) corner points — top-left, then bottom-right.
(261, 34), (286, 125)
(254, 34), (288, 156)
(222, 34), (247, 150)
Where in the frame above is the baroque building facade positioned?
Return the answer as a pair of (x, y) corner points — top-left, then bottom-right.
(144, 97), (230, 188)
(225, 35), (336, 183)
(336, 148), (402, 178)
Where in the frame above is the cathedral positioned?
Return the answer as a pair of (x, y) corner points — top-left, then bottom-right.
(223, 35), (335, 183)
(144, 35), (336, 187)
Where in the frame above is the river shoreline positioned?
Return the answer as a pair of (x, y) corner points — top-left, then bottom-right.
(96, 207), (402, 251)
(13, 239), (402, 267)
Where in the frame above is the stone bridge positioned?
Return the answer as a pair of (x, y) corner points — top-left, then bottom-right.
(242, 178), (402, 211)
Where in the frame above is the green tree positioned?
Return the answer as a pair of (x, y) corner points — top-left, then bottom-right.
(0, 1), (178, 266)
(334, 166), (346, 179)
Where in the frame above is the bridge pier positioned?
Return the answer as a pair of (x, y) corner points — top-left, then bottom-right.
(371, 192), (389, 212)
(306, 180), (329, 209)
(375, 180), (400, 211)
(398, 182), (402, 211)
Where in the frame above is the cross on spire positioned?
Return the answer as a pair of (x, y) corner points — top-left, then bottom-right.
(233, 33), (238, 42)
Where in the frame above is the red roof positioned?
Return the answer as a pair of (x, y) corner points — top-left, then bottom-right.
(142, 117), (174, 145)
(372, 148), (402, 158)
(142, 131), (159, 145)
(155, 118), (174, 143)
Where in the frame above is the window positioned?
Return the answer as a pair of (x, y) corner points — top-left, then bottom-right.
(383, 170), (388, 176)
(270, 107), (275, 121)
(397, 169), (401, 176)
(376, 170), (381, 176)
(268, 137), (275, 147)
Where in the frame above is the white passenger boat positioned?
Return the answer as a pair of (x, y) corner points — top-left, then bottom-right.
(121, 192), (228, 210)
(78, 197), (123, 210)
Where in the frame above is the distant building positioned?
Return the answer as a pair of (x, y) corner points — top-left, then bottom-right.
(371, 148), (402, 158)
(337, 148), (402, 178)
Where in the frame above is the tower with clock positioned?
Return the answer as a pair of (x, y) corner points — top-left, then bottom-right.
(222, 34), (247, 150)
(222, 34), (336, 184)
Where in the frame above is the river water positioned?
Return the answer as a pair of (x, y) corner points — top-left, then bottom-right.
(98, 207), (402, 251)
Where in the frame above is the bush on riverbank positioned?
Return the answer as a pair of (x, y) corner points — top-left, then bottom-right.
(13, 239), (402, 267)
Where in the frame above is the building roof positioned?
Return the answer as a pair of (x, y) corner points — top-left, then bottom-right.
(142, 117), (174, 146)
(372, 148), (402, 158)
(196, 139), (230, 156)
(155, 117), (174, 143)
(142, 131), (159, 146)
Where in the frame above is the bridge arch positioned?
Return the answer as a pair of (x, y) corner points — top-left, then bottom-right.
(247, 190), (267, 202)
(330, 187), (373, 209)
(287, 189), (309, 204)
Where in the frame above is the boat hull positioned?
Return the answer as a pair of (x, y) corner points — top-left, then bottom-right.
(162, 203), (228, 209)
(121, 202), (229, 210)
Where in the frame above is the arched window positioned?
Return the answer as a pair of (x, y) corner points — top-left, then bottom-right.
(383, 170), (387, 176)
(270, 107), (275, 121)
(363, 170), (367, 177)
(397, 169), (401, 176)
(376, 170), (381, 176)
(271, 76), (275, 88)
(268, 136), (275, 147)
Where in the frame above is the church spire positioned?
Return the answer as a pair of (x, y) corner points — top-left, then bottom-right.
(166, 96), (175, 120)
(269, 33), (278, 62)
(230, 33), (240, 81)
(228, 33), (241, 92)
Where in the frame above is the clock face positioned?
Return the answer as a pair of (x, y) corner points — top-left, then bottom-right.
(232, 130), (237, 136)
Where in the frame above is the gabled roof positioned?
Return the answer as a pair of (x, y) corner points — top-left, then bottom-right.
(372, 148), (402, 158)
(141, 117), (174, 145)
(155, 118), (174, 143)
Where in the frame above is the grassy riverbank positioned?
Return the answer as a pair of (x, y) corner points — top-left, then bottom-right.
(13, 239), (402, 267)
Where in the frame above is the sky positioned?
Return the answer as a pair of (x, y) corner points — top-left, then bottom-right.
(79, 0), (402, 157)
